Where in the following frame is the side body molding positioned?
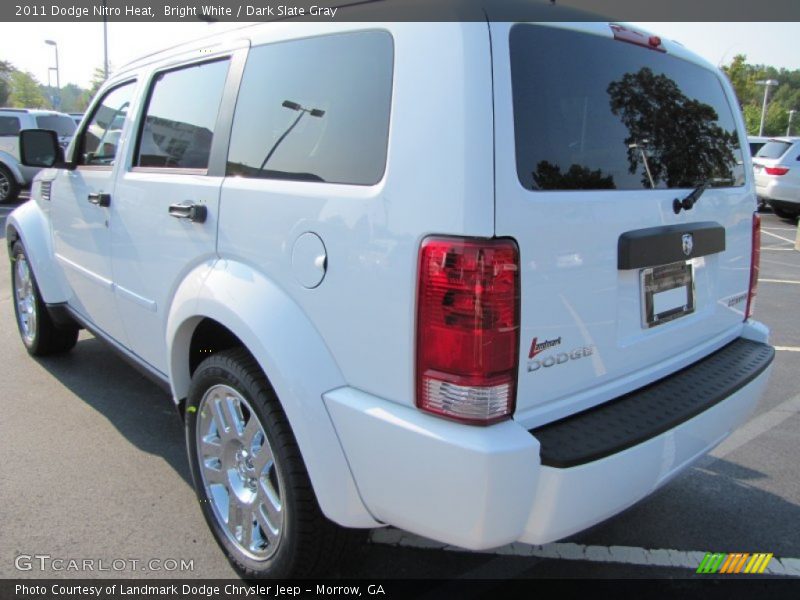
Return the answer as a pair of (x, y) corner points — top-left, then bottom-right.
(6, 199), (69, 304)
(166, 258), (379, 528)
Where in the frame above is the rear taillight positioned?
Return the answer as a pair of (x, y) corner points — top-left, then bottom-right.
(764, 166), (789, 176)
(745, 212), (761, 320)
(416, 237), (520, 425)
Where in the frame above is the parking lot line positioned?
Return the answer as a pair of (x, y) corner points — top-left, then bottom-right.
(760, 278), (800, 285)
(762, 230), (796, 244)
(762, 227), (798, 232)
(775, 346), (800, 352)
(762, 247), (795, 251)
(370, 529), (800, 576)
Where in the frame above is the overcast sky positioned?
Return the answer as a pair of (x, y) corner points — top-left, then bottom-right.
(0, 21), (798, 89)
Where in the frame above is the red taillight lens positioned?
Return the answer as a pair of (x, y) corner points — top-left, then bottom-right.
(416, 237), (520, 425)
(764, 166), (789, 176)
(745, 212), (761, 320)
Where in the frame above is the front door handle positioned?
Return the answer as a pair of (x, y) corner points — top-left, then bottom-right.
(88, 193), (111, 207)
(168, 202), (207, 224)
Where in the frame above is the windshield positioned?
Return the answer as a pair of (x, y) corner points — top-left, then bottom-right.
(755, 141), (792, 160)
(35, 115), (77, 138)
(510, 25), (745, 191)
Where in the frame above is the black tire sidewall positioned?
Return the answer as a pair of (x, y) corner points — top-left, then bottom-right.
(185, 353), (303, 578)
(0, 164), (20, 204)
(11, 241), (41, 352)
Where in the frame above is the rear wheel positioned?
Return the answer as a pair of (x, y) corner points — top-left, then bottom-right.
(11, 241), (79, 355)
(771, 206), (799, 220)
(0, 164), (20, 204)
(186, 348), (361, 578)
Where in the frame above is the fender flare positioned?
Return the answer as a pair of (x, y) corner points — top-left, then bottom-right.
(166, 258), (379, 528)
(6, 200), (69, 304)
(0, 151), (24, 184)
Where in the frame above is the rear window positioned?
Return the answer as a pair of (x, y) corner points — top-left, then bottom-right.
(755, 141), (792, 160)
(0, 116), (20, 136)
(35, 115), (76, 138)
(510, 25), (744, 191)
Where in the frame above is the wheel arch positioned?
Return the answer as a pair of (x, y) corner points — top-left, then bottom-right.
(6, 200), (68, 304)
(166, 259), (378, 529)
(0, 153), (25, 185)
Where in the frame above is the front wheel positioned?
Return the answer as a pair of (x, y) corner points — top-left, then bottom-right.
(11, 241), (78, 355)
(0, 164), (21, 204)
(186, 348), (360, 578)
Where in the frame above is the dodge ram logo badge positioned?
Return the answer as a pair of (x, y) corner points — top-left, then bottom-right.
(682, 233), (693, 256)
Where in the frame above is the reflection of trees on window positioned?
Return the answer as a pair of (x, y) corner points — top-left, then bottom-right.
(532, 161), (616, 190)
(607, 67), (739, 188)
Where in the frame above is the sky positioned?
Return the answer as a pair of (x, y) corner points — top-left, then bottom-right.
(0, 21), (798, 89)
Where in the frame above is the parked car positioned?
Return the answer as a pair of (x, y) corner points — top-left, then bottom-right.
(748, 135), (770, 156)
(0, 108), (76, 203)
(753, 137), (800, 220)
(8, 13), (773, 579)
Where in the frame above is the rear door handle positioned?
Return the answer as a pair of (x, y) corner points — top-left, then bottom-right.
(88, 193), (111, 207)
(168, 202), (207, 224)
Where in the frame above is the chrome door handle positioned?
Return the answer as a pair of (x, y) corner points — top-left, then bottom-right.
(88, 193), (111, 207)
(168, 202), (207, 224)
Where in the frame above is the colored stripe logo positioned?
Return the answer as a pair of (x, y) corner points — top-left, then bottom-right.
(696, 552), (773, 574)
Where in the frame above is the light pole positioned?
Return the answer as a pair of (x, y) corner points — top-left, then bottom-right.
(787, 109), (797, 136)
(102, 0), (109, 79)
(755, 79), (779, 137)
(259, 100), (325, 171)
(44, 40), (60, 109)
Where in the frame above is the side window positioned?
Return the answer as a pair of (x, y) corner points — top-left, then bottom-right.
(81, 82), (136, 166)
(0, 116), (21, 136)
(135, 60), (229, 170)
(227, 31), (394, 185)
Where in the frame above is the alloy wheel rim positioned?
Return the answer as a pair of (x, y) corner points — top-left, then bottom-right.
(14, 255), (37, 344)
(196, 384), (285, 561)
(0, 170), (9, 200)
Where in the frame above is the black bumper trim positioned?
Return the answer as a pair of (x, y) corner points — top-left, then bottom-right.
(529, 338), (774, 468)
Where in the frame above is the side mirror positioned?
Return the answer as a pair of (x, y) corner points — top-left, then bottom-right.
(19, 129), (63, 168)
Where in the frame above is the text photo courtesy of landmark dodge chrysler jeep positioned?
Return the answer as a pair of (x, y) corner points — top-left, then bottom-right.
(8, 9), (773, 579)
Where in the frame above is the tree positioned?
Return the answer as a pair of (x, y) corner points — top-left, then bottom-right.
(88, 65), (110, 97)
(0, 60), (14, 106)
(607, 67), (739, 188)
(8, 70), (47, 108)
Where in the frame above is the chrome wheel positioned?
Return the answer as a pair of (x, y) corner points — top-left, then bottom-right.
(196, 384), (285, 561)
(14, 254), (37, 345)
(0, 169), (9, 201)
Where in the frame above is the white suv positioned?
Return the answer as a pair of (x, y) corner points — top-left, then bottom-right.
(0, 108), (76, 203)
(8, 16), (774, 578)
(753, 137), (800, 219)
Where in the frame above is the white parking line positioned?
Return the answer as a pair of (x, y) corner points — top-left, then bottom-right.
(370, 529), (800, 576)
(775, 346), (800, 352)
(762, 230), (796, 244)
(762, 247), (795, 251)
(763, 227), (798, 232)
(760, 278), (800, 285)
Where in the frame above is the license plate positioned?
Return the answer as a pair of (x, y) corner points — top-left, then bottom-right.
(640, 261), (695, 328)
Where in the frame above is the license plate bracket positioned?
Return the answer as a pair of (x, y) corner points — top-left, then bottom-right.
(640, 261), (695, 328)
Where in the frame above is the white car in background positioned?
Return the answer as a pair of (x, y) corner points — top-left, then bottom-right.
(753, 137), (800, 220)
(0, 108), (76, 203)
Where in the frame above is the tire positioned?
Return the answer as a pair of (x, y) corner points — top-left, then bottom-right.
(0, 163), (21, 204)
(186, 348), (361, 578)
(11, 241), (79, 355)
(771, 206), (798, 221)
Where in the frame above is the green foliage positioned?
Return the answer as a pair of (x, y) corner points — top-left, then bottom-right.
(722, 54), (800, 136)
(1, 59), (97, 112)
(8, 71), (48, 108)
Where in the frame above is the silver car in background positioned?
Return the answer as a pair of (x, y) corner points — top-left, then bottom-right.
(0, 108), (77, 203)
(753, 136), (800, 220)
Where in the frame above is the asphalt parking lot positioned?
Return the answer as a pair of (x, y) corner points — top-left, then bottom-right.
(0, 195), (798, 580)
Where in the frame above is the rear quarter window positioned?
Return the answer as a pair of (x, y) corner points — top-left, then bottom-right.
(510, 24), (745, 191)
(226, 30), (394, 185)
(0, 116), (21, 136)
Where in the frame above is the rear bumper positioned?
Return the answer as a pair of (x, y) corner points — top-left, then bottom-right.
(324, 331), (773, 550)
(756, 178), (800, 204)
